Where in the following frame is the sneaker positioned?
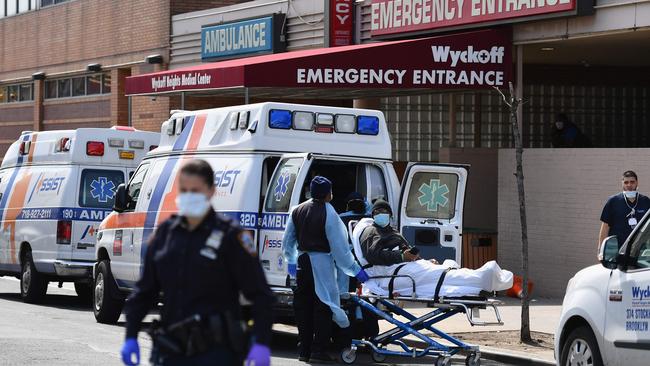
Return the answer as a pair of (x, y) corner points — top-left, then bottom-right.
(308, 352), (335, 364)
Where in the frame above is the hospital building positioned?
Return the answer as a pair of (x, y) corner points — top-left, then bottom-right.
(1, 0), (649, 297)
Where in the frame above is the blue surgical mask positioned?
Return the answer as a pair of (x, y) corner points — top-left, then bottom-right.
(624, 190), (638, 199)
(175, 192), (211, 218)
(373, 213), (390, 227)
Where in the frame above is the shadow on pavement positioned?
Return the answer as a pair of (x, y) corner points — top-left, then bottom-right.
(0, 292), (92, 312)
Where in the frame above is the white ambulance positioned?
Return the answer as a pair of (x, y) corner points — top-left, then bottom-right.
(0, 127), (159, 304)
(93, 102), (468, 323)
(555, 219), (650, 365)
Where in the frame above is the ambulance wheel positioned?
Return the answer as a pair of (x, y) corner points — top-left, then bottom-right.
(340, 347), (357, 364)
(20, 250), (48, 303)
(560, 326), (603, 366)
(371, 350), (387, 362)
(74, 282), (93, 303)
(465, 352), (481, 366)
(93, 260), (124, 324)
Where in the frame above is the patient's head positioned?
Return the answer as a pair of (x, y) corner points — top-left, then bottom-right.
(372, 200), (392, 228)
(345, 192), (366, 214)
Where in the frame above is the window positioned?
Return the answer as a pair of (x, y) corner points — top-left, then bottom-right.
(7, 85), (18, 102)
(79, 169), (125, 209)
(58, 78), (71, 98)
(628, 219), (650, 269)
(102, 73), (111, 94)
(405, 172), (458, 220)
(86, 74), (101, 95)
(0, 87), (5, 103)
(367, 165), (387, 204)
(19, 84), (32, 102)
(264, 158), (302, 213)
(45, 80), (57, 99)
(72, 77), (85, 97)
(41, 0), (69, 7)
(126, 164), (150, 211)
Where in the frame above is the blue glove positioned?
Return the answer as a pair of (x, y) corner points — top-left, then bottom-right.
(288, 263), (297, 278)
(244, 343), (271, 366)
(355, 269), (370, 283)
(121, 338), (140, 366)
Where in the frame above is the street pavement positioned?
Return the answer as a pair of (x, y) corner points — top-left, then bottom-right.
(0, 277), (518, 365)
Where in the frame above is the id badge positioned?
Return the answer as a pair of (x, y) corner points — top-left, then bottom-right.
(629, 217), (638, 227)
(200, 247), (218, 260)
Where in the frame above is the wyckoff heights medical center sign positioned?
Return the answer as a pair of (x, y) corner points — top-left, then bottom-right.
(125, 29), (512, 95)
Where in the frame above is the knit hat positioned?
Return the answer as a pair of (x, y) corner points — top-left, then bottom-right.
(372, 199), (392, 215)
(310, 176), (332, 200)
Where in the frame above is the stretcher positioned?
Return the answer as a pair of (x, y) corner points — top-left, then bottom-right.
(339, 274), (504, 366)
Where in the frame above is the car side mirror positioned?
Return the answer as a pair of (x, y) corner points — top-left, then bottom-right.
(113, 184), (130, 213)
(599, 235), (619, 269)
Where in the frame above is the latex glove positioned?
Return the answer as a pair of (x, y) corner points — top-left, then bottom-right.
(355, 269), (370, 283)
(244, 343), (271, 366)
(121, 338), (140, 366)
(287, 263), (297, 278)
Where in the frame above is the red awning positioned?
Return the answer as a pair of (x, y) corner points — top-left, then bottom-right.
(125, 28), (512, 98)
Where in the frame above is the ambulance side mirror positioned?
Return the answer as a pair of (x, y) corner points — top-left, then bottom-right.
(599, 235), (619, 269)
(113, 184), (130, 213)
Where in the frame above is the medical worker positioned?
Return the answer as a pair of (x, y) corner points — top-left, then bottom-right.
(120, 159), (274, 366)
(283, 176), (369, 363)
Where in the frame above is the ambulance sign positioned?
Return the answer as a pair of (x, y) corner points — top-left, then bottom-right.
(370, 0), (583, 37)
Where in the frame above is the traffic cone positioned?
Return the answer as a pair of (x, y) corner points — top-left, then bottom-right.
(506, 275), (534, 299)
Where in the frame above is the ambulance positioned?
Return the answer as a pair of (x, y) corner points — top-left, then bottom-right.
(555, 218), (650, 365)
(0, 127), (159, 304)
(93, 102), (468, 323)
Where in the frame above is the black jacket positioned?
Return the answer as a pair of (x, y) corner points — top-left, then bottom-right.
(124, 210), (275, 346)
(359, 224), (411, 266)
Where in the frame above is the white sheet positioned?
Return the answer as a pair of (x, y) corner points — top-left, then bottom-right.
(351, 218), (513, 298)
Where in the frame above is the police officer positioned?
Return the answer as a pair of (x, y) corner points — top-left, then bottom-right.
(283, 176), (369, 363)
(120, 159), (274, 366)
(599, 170), (650, 249)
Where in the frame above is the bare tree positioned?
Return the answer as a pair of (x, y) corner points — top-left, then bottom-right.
(495, 82), (531, 343)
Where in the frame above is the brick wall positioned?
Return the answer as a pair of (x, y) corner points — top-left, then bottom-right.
(170, 0), (251, 16)
(0, 0), (170, 80)
(498, 148), (650, 298)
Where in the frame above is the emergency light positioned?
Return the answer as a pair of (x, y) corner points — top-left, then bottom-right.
(19, 141), (30, 155)
(108, 138), (124, 148)
(269, 109), (292, 129)
(113, 126), (136, 132)
(55, 137), (71, 152)
(86, 141), (105, 156)
(293, 112), (314, 131)
(119, 150), (135, 160)
(128, 140), (145, 149)
(238, 111), (250, 130)
(56, 220), (72, 245)
(335, 115), (356, 134)
(229, 112), (239, 130)
(357, 116), (380, 136)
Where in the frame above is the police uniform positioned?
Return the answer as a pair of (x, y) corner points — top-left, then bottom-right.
(601, 193), (650, 247)
(124, 210), (274, 365)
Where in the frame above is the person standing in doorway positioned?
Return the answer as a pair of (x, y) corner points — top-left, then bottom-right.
(599, 170), (650, 249)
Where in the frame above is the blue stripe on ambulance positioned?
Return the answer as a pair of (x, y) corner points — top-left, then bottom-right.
(140, 116), (196, 264)
(16, 207), (112, 221)
(0, 134), (30, 221)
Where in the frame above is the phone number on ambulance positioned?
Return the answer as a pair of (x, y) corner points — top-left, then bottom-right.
(20, 209), (54, 219)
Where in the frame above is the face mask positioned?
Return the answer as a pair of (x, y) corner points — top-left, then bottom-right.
(624, 190), (638, 199)
(175, 192), (211, 218)
(373, 213), (390, 227)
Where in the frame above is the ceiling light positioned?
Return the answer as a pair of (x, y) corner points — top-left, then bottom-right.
(540, 47), (555, 51)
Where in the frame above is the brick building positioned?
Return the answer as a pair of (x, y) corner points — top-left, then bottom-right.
(0, 0), (246, 155)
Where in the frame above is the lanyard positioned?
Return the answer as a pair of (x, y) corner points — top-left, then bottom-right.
(624, 193), (639, 217)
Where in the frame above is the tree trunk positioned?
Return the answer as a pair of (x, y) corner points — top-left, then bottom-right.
(506, 82), (532, 343)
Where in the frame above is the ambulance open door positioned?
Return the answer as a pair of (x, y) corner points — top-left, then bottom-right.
(398, 163), (468, 264)
(258, 153), (313, 288)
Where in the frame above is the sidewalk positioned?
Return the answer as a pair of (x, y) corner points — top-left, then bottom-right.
(274, 296), (561, 365)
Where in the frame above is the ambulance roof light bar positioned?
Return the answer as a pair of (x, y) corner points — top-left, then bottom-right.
(268, 109), (378, 136)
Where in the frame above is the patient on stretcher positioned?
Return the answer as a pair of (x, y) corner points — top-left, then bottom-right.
(353, 201), (513, 299)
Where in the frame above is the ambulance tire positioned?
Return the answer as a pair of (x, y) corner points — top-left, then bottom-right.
(560, 325), (603, 366)
(93, 260), (124, 324)
(74, 282), (93, 303)
(20, 250), (48, 304)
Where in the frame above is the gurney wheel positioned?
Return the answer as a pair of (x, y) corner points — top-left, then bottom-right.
(371, 350), (387, 362)
(465, 352), (481, 366)
(340, 347), (357, 364)
(435, 356), (452, 366)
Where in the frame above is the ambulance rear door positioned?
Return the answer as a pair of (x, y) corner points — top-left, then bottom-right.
(259, 153), (313, 288)
(398, 163), (468, 264)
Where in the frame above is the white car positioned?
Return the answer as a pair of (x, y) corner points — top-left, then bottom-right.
(555, 220), (650, 365)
